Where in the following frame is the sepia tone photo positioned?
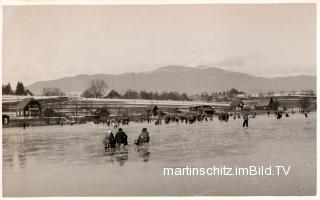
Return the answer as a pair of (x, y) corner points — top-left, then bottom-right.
(1, 2), (317, 197)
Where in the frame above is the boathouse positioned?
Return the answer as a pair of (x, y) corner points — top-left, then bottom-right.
(189, 105), (214, 115)
(16, 98), (42, 118)
(230, 99), (244, 111)
(256, 97), (278, 110)
(94, 108), (110, 121)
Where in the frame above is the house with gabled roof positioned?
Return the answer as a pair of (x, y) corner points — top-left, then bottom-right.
(230, 99), (244, 111)
(256, 97), (278, 110)
(16, 98), (42, 118)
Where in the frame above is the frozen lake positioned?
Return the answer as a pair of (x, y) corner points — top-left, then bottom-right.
(2, 112), (316, 196)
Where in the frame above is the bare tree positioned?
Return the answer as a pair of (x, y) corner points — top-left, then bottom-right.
(71, 104), (78, 123)
(82, 99), (93, 117)
(42, 87), (65, 96)
(82, 79), (108, 98)
(69, 99), (79, 123)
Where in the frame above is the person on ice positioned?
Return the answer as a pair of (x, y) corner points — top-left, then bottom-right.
(243, 114), (249, 127)
(135, 128), (150, 146)
(277, 112), (282, 119)
(115, 128), (128, 148)
(104, 129), (115, 148)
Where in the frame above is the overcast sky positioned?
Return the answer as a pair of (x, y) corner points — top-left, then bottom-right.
(3, 4), (316, 86)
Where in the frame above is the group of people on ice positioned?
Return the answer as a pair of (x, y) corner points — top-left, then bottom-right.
(104, 127), (150, 149)
(103, 108), (311, 149)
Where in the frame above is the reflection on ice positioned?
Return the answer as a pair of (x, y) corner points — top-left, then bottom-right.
(135, 144), (151, 162)
(2, 112), (316, 196)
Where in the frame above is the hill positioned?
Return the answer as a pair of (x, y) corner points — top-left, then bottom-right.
(26, 65), (316, 95)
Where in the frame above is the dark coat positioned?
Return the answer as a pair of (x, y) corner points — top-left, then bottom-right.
(115, 131), (128, 145)
(137, 131), (150, 143)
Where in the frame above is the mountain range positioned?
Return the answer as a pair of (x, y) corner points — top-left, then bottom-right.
(26, 65), (316, 95)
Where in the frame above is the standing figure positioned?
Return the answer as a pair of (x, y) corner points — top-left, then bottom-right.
(104, 129), (115, 149)
(277, 112), (282, 119)
(115, 128), (128, 148)
(243, 114), (249, 127)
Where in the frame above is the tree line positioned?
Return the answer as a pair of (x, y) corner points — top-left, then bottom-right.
(36, 79), (245, 101)
(78, 79), (244, 101)
(2, 82), (33, 95)
(5, 79), (244, 101)
(104, 89), (191, 101)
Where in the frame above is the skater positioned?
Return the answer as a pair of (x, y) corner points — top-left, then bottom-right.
(115, 128), (128, 148)
(243, 114), (249, 127)
(104, 129), (116, 148)
(135, 128), (150, 146)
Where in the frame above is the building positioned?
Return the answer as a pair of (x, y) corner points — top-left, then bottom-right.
(242, 100), (257, 110)
(16, 98), (42, 118)
(190, 105), (214, 115)
(256, 97), (278, 110)
(235, 93), (246, 98)
(93, 108), (110, 121)
(230, 99), (244, 111)
(104, 89), (122, 99)
(2, 114), (10, 125)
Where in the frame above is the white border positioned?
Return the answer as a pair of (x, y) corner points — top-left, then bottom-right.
(0, 1), (318, 200)
(1, 0), (318, 6)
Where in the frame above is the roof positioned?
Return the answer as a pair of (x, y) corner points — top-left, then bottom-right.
(104, 89), (121, 98)
(202, 107), (214, 111)
(94, 109), (110, 116)
(16, 98), (39, 110)
(256, 97), (272, 107)
(190, 105), (212, 108)
(243, 100), (258, 106)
